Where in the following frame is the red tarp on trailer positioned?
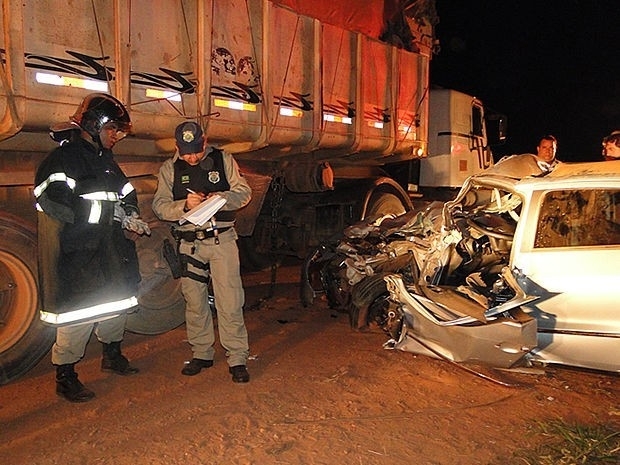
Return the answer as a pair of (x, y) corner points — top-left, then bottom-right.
(271, 0), (391, 39)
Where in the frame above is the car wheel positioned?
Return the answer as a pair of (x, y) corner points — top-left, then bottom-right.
(350, 273), (390, 329)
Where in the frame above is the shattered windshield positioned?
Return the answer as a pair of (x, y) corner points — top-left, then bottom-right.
(535, 189), (620, 248)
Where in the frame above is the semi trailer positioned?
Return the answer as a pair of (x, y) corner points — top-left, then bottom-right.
(0, 0), (503, 383)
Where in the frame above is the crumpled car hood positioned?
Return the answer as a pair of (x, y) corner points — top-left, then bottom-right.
(305, 157), (620, 373)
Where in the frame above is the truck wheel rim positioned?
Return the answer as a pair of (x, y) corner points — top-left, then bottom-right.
(0, 250), (38, 353)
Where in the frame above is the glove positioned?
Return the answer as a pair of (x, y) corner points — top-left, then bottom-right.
(114, 202), (126, 223)
(122, 211), (151, 235)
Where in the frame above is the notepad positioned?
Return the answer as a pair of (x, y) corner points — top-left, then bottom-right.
(179, 194), (227, 226)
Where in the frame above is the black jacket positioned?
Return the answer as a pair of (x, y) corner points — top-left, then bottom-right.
(34, 137), (140, 326)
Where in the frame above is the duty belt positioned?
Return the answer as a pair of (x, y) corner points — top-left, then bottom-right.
(172, 227), (231, 242)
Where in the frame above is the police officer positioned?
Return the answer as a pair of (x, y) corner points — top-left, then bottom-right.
(152, 122), (252, 383)
(34, 93), (150, 402)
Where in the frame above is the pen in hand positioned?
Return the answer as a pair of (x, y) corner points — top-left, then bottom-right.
(186, 188), (206, 197)
(185, 189), (207, 212)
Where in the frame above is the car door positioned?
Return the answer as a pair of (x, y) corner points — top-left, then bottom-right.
(512, 185), (620, 372)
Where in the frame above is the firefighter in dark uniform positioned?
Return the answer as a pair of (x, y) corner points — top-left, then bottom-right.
(34, 93), (150, 402)
(152, 122), (252, 383)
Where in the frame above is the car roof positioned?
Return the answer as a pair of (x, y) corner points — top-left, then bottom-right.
(548, 159), (620, 178)
(471, 156), (620, 193)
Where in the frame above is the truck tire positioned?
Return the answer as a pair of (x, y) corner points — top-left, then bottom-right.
(364, 192), (408, 219)
(126, 225), (186, 335)
(0, 214), (55, 385)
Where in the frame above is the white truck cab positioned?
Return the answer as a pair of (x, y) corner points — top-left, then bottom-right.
(420, 89), (503, 189)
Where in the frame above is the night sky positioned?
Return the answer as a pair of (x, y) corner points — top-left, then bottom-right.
(430, 0), (620, 162)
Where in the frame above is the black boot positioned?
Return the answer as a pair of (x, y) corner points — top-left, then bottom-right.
(101, 341), (139, 375)
(56, 364), (95, 402)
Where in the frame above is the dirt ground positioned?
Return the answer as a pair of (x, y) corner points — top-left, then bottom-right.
(1, 263), (618, 465)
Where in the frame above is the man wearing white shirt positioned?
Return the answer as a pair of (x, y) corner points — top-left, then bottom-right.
(534, 134), (559, 172)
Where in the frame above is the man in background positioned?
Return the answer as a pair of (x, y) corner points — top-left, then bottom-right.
(534, 134), (559, 172)
(602, 131), (620, 160)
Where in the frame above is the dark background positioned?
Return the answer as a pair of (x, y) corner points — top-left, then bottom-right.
(430, 0), (620, 162)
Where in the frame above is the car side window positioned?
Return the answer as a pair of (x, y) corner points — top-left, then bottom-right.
(535, 189), (620, 248)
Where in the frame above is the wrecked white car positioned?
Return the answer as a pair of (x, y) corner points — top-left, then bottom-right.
(303, 155), (620, 373)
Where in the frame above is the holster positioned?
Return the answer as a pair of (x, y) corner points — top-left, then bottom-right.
(163, 237), (211, 284)
(163, 238), (183, 279)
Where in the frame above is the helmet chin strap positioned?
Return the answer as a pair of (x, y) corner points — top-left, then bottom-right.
(84, 130), (104, 153)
